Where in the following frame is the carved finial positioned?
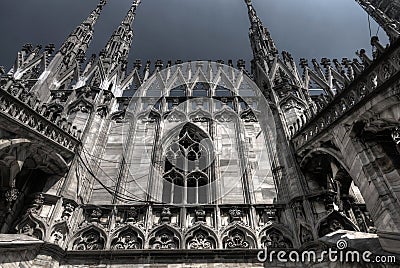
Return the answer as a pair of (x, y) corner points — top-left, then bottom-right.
(320, 58), (331, 68)
(134, 59), (142, 69)
(44, 44), (55, 54)
(145, 60), (151, 70)
(228, 206), (242, 222)
(195, 207), (206, 222)
(237, 59), (246, 69)
(22, 43), (33, 53)
(299, 58), (308, 68)
(126, 207), (138, 223)
(155, 59), (163, 69)
(161, 207), (172, 223)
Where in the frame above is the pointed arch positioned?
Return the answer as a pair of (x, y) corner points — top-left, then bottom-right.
(147, 224), (182, 249)
(160, 122), (212, 155)
(239, 108), (258, 122)
(163, 108), (187, 123)
(317, 210), (359, 237)
(137, 106), (161, 123)
(259, 225), (294, 249)
(109, 225), (145, 249)
(160, 122), (214, 205)
(221, 223), (257, 249)
(68, 225), (107, 250)
(121, 68), (142, 91)
(214, 105), (238, 123)
(67, 98), (94, 114)
(16, 214), (47, 240)
(190, 67), (210, 85)
(143, 72), (166, 97)
(190, 81), (210, 97)
(185, 224), (218, 249)
(298, 223), (315, 245)
(166, 68), (188, 96)
(49, 221), (70, 247)
(188, 108), (212, 123)
(270, 59), (302, 86)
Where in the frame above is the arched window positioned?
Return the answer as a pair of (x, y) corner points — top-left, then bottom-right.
(192, 82), (209, 97)
(169, 85), (186, 97)
(162, 124), (213, 204)
(214, 85), (232, 97)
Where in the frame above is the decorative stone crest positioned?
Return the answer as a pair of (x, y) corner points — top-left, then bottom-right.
(319, 217), (347, 237)
(16, 217), (45, 240)
(141, 115), (157, 123)
(161, 207), (172, 223)
(228, 207), (242, 222)
(89, 208), (103, 223)
(69, 102), (92, 114)
(150, 230), (178, 249)
(194, 207), (206, 222)
(240, 109), (258, 122)
(292, 202), (304, 220)
(126, 207), (138, 223)
(328, 219), (344, 232)
(111, 110), (126, 123)
(225, 230), (250, 249)
(20, 222), (42, 239)
(51, 228), (64, 245)
(187, 230), (215, 249)
(50, 224), (68, 247)
(165, 109), (185, 123)
(96, 106), (108, 118)
(323, 195), (335, 212)
(215, 112), (234, 123)
(27, 193), (45, 215)
(61, 202), (75, 221)
(5, 187), (19, 209)
(264, 206), (277, 223)
(73, 229), (105, 250)
(111, 229), (142, 249)
(263, 229), (293, 249)
(299, 225), (314, 244)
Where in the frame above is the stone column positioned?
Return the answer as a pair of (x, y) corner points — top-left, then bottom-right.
(345, 135), (400, 254)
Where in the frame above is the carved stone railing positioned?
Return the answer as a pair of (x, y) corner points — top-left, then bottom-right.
(0, 81), (81, 158)
(292, 38), (400, 150)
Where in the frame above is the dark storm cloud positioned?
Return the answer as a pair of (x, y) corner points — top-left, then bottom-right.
(0, 0), (388, 71)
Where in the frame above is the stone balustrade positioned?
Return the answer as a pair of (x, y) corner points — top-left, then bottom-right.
(292, 38), (400, 150)
(0, 80), (81, 157)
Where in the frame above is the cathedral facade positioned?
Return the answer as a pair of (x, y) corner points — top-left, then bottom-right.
(0, 0), (400, 267)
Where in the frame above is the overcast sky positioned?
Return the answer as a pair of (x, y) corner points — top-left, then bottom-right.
(0, 0), (388, 70)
